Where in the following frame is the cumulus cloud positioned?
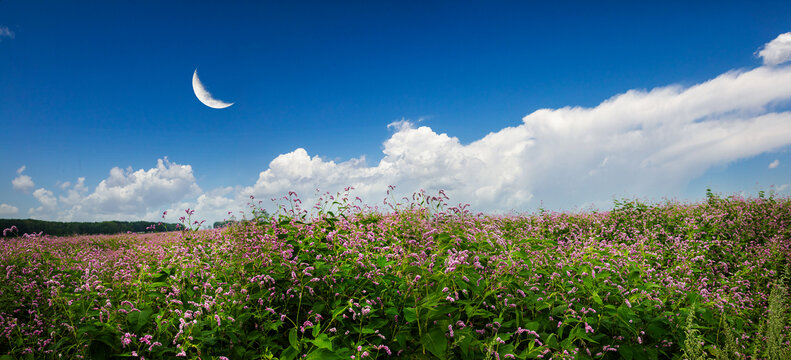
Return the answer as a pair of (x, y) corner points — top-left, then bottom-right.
(769, 159), (780, 169)
(25, 33), (791, 222)
(0, 26), (13, 41)
(0, 204), (18, 216)
(758, 32), (791, 66)
(12, 166), (34, 192)
(30, 158), (202, 222)
(161, 187), (241, 226)
(29, 188), (57, 215)
(240, 56), (791, 213)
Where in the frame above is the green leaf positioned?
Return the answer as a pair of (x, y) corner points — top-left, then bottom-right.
(311, 333), (333, 350)
(135, 307), (154, 333)
(306, 348), (341, 360)
(551, 304), (567, 316)
(289, 328), (299, 349)
(427, 305), (457, 320)
(498, 343), (516, 357)
(545, 333), (559, 348)
(591, 292), (603, 306)
(620, 344), (636, 360)
(524, 321), (540, 331)
(312, 321), (320, 338)
(404, 307), (417, 323)
(570, 326), (598, 343)
(281, 345), (299, 360)
(421, 327), (448, 360)
(332, 306), (347, 319)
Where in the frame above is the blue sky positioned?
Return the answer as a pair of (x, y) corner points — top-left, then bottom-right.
(2, 1), (791, 224)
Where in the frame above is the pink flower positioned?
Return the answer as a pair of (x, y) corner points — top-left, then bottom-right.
(584, 322), (594, 333)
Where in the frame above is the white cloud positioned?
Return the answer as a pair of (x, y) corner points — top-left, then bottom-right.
(59, 177), (87, 207)
(29, 188), (57, 215)
(0, 26), (13, 41)
(161, 187), (240, 226)
(758, 32), (791, 66)
(82, 158), (200, 215)
(0, 204), (18, 216)
(12, 166), (34, 193)
(12, 175), (34, 192)
(769, 159), (780, 169)
(239, 55), (791, 213)
(24, 33), (791, 222)
(31, 158), (201, 222)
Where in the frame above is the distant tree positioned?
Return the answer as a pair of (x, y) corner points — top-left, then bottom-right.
(0, 218), (180, 236)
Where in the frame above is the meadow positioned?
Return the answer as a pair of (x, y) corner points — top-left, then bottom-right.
(0, 189), (789, 359)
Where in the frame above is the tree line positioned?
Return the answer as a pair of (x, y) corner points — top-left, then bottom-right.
(0, 218), (180, 237)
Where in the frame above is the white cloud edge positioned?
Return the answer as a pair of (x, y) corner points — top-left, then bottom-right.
(18, 33), (791, 224)
(757, 32), (791, 66)
(12, 174), (35, 192)
(0, 203), (19, 216)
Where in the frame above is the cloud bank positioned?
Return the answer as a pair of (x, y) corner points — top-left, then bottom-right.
(0, 204), (18, 216)
(27, 158), (201, 221)
(12, 166), (34, 192)
(758, 32), (791, 66)
(236, 63), (791, 214)
(14, 33), (791, 224)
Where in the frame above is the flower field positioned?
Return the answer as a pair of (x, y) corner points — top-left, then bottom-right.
(1, 191), (790, 359)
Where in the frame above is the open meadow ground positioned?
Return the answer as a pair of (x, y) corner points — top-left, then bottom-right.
(1, 193), (790, 359)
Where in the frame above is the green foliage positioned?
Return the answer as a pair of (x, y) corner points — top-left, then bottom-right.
(1, 192), (790, 359)
(683, 308), (709, 360)
(766, 265), (790, 360)
(0, 218), (179, 236)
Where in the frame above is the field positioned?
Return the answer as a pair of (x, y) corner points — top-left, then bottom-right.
(0, 191), (789, 359)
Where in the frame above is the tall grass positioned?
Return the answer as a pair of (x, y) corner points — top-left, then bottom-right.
(0, 191), (789, 359)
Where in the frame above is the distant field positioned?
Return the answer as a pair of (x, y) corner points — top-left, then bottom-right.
(0, 192), (789, 359)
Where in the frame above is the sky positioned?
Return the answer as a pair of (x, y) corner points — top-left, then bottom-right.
(2, 1), (791, 225)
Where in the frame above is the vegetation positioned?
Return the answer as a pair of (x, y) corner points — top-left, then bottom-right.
(0, 190), (789, 359)
(0, 218), (179, 236)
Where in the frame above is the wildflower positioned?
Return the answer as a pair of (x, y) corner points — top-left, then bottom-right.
(448, 324), (454, 338)
(584, 322), (594, 333)
(121, 333), (135, 348)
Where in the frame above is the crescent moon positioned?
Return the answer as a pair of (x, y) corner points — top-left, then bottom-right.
(192, 69), (234, 109)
